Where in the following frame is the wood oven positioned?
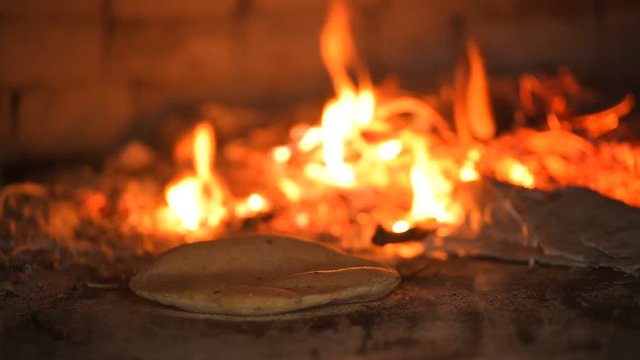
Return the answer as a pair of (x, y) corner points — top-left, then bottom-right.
(2, 1), (640, 359)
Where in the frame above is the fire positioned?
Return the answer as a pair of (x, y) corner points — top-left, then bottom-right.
(459, 148), (481, 182)
(314, 0), (376, 188)
(464, 40), (496, 141)
(409, 139), (456, 224)
(234, 193), (270, 218)
(193, 123), (214, 180)
(278, 178), (303, 202)
(319, 98), (358, 187)
(383, 242), (425, 258)
(287, 0), (462, 237)
(502, 159), (535, 189)
(376, 140), (403, 161)
(164, 122), (227, 233)
(131, 0), (638, 254)
(572, 94), (634, 138)
(454, 40), (496, 142)
(272, 146), (292, 163)
(391, 220), (411, 234)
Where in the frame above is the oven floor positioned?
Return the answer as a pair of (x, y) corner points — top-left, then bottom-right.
(2, 257), (639, 360)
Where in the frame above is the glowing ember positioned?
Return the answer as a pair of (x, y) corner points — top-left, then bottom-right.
(459, 148), (482, 182)
(297, 126), (322, 152)
(235, 193), (270, 218)
(459, 166), (480, 183)
(278, 178), (303, 202)
(572, 94), (634, 138)
(166, 177), (204, 231)
(272, 146), (292, 163)
(391, 220), (411, 234)
(383, 242), (425, 258)
(502, 158), (536, 189)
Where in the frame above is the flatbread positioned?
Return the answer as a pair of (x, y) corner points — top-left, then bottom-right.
(130, 234), (400, 315)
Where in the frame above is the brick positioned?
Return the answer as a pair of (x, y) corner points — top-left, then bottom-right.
(129, 81), (217, 118)
(240, 10), (326, 98)
(0, 87), (14, 158)
(478, 18), (595, 72)
(0, 0), (102, 19)
(113, 0), (236, 20)
(123, 80), (279, 157)
(15, 83), (133, 159)
(0, 20), (103, 84)
(252, 0), (325, 13)
(110, 0), (329, 103)
(357, 1), (452, 70)
(110, 22), (234, 84)
(351, 0), (615, 86)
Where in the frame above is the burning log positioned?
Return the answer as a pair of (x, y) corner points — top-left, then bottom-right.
(428, 179), (640, 276)
(371, 224), (435, 246)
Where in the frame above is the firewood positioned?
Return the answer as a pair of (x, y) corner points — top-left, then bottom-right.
(426, 179), (640, 275)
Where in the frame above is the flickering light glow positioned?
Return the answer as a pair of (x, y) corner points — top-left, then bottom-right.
(235, 193), (270, 217)
(166, 177), (203, 231)
(459, 166), (480, 182)
(272, 146), (292, 163)
(163, 122), (227, 233)
(298, 127), (322, 152)
(409, 139), (456, 224)
(315, 0), (375, 188)
(142, 0), (639, 255)
(391, 220), (410, 234)
(376, 140), (403, 161)
(504, 159), (535, 189)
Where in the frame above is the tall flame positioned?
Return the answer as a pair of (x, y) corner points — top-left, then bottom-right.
(193, 122), (215, 181)
(465, 40), (496, 141)
(297, 0), (462, 234)
(165, 122), (226, 232)
(316, 0), (375, 187)
(454, 40), (496, 142)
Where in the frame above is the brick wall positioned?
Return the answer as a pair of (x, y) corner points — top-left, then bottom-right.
(1, 0), (639, 162)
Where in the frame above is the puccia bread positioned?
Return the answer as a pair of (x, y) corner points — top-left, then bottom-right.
(130, 234), (400, 315)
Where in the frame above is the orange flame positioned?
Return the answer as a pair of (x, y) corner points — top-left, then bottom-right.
(234, 193), (270, 218)
(314, 0), (375, 187)
(571, 94), (634, 137)
(409, 139), (458, 224)
(376, 140), (403, 161)
(502, 158), (535, 189)
(164, 122), (227, 232)
(118, 0), (640, 255)
(383, 242), (425, 258)
(391, 220), (411, 234)
(465, 40), (496, 141)
(454, 40), (496, 142)
(284, 0), (463, 238)
(459, 148), (482, 182)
